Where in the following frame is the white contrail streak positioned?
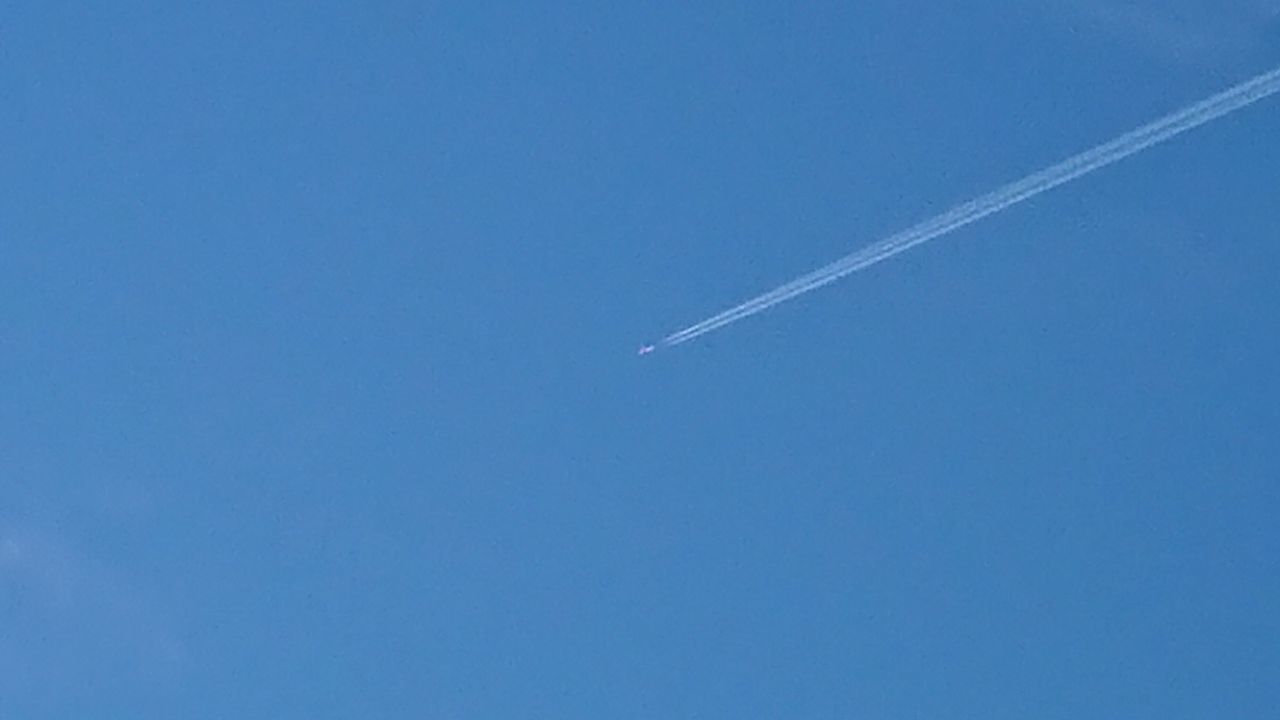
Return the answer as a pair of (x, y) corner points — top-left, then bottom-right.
(658, 64), (1280, 348)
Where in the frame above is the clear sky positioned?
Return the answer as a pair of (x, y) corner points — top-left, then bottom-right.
(3, 2), (1279, 717)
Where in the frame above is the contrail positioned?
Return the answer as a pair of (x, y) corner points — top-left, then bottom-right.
(656, 64), (1280, 349)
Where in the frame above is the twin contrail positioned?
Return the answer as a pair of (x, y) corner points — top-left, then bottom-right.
(654, 64), (1280, 350)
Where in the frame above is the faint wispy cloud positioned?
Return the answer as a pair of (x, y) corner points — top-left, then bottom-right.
(1050, 0), (1280, 61)
(0, 522), (183, 702)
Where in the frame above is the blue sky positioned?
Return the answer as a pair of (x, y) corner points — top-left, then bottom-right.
(3, 2), (1279, 717)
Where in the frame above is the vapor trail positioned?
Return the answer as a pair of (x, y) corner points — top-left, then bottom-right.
(659, 64), (1280, 348)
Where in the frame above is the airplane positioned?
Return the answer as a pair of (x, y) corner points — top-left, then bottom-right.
(637, 344), (656, 356)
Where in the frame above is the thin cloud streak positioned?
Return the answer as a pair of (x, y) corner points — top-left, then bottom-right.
(657, 64), (1280, 349)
